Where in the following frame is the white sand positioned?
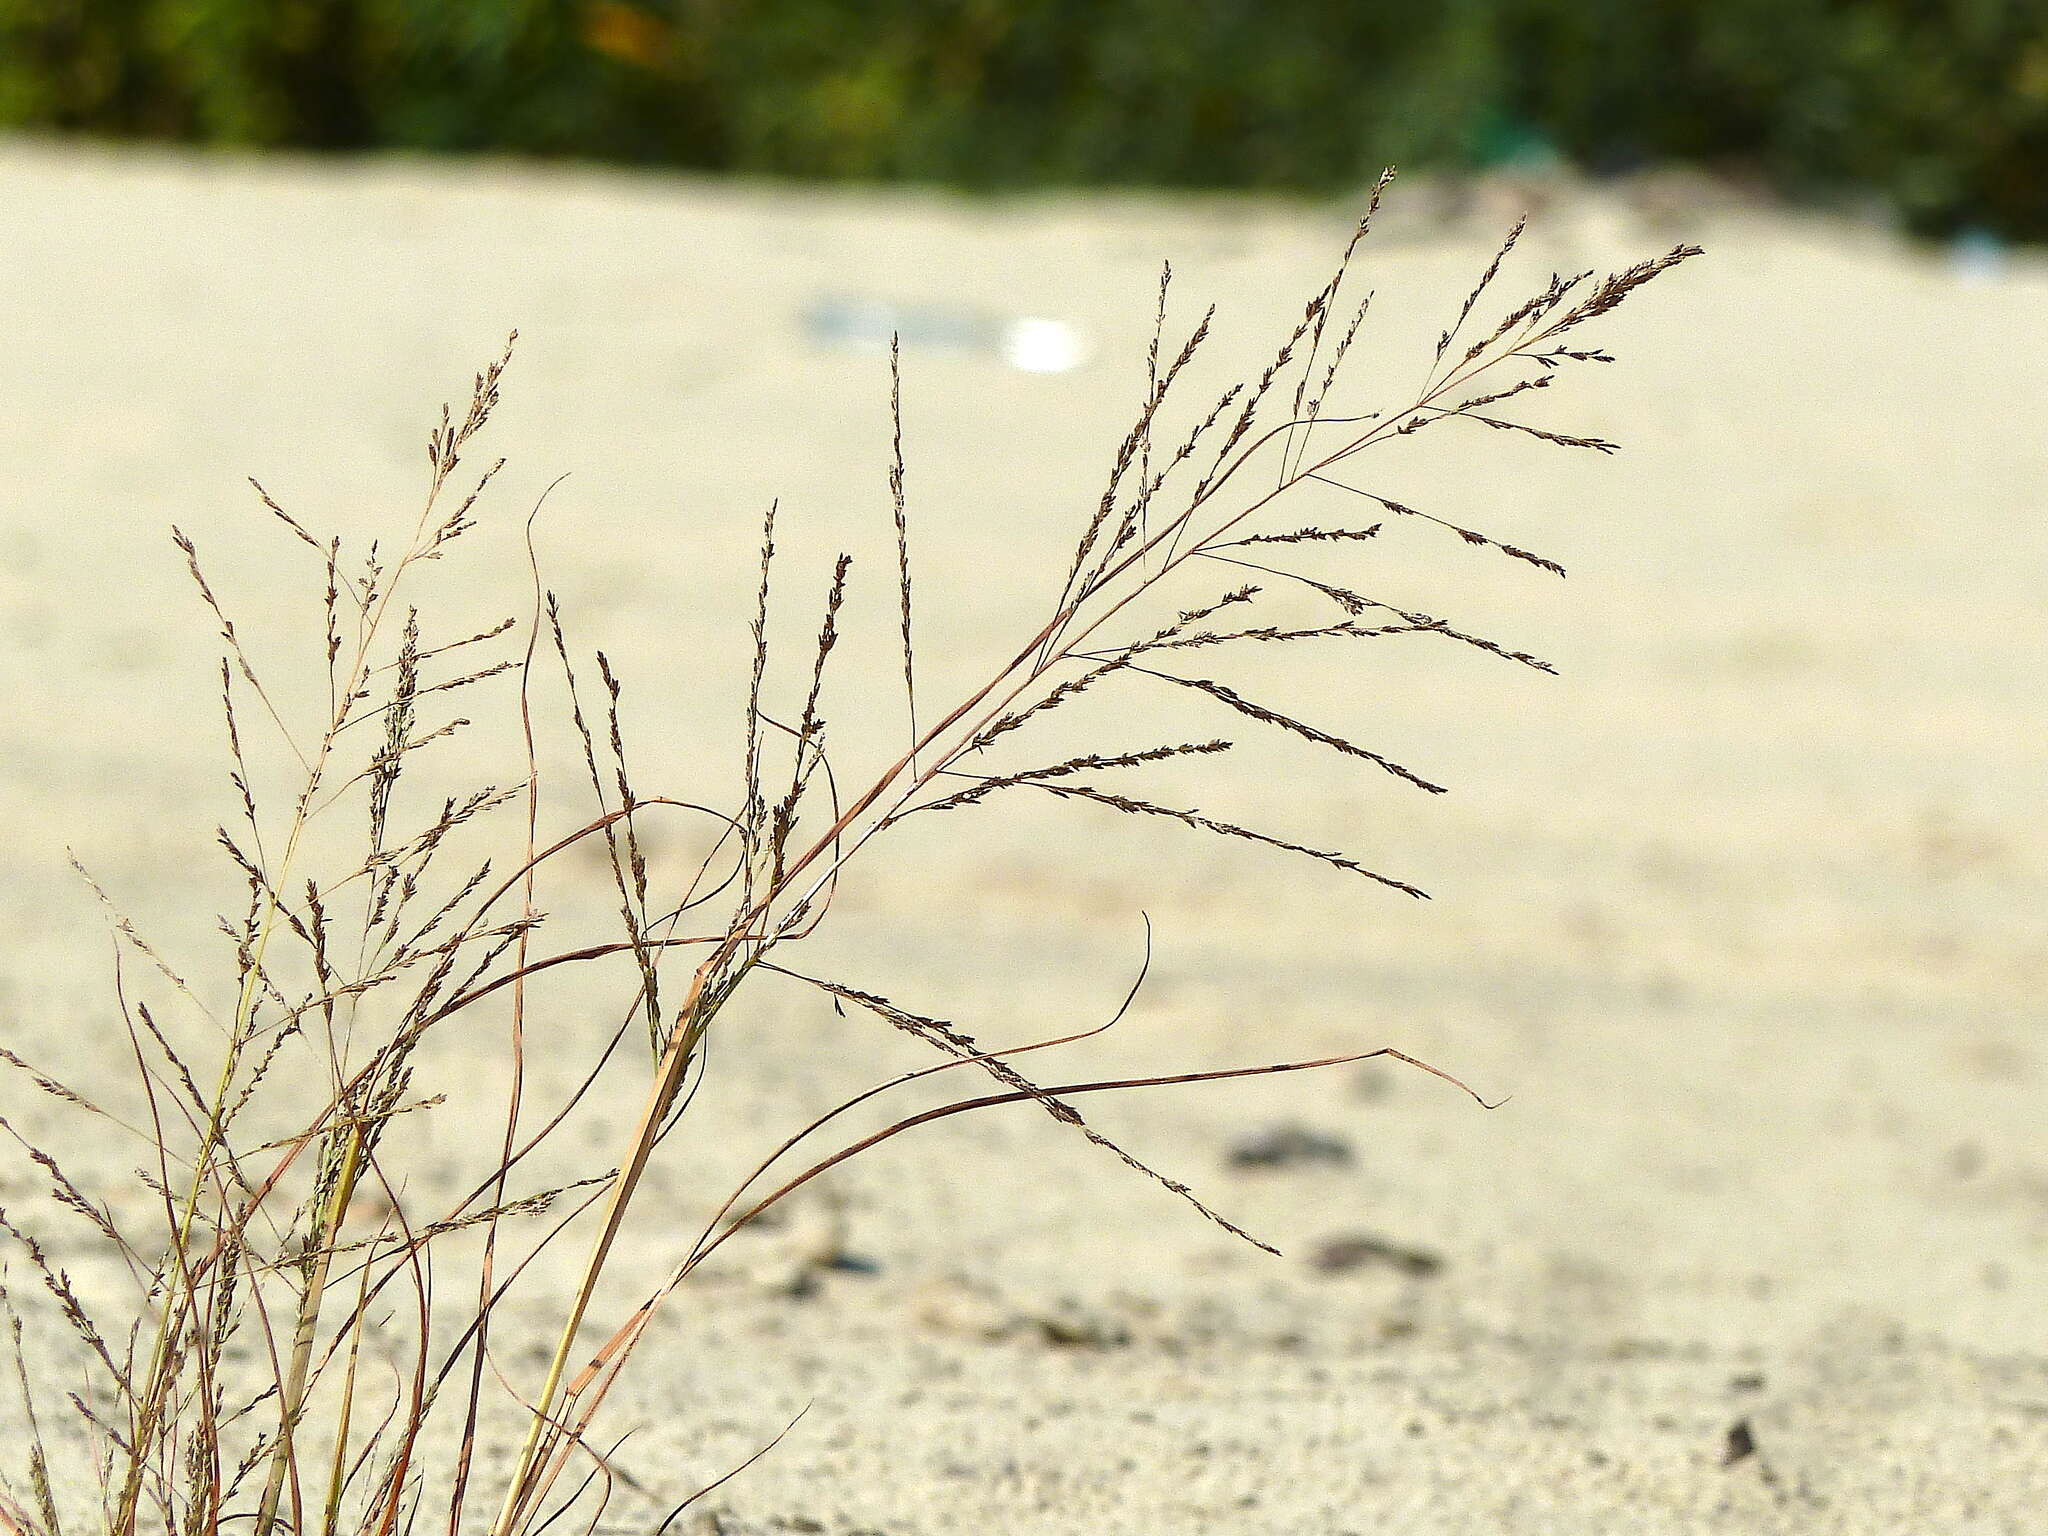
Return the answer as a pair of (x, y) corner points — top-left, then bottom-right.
(0, 141), (2043, 1532)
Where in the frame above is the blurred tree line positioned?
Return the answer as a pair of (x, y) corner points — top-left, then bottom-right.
(1, 0), (2042, 239)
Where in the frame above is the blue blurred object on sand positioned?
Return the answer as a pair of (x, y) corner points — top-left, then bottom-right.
(803, 296), (1088, 373)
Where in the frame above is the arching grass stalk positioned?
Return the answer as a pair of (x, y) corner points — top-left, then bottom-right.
(488, 195), (1699, 1527)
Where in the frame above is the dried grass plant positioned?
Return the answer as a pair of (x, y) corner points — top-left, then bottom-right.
(0, 175), (1696, 1535)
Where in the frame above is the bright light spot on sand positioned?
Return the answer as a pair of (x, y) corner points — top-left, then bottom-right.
(1001, 318), (1086, 374)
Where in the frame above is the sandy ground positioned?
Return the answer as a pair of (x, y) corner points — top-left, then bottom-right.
(0, 141), (2043, 1533)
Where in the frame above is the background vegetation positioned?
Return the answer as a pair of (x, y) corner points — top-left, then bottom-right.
(1, 2), (2043, 236)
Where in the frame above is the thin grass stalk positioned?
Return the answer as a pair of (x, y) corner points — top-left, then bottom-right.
(888, 336), (919, 767)
(317, 1254), (376, 1536)
(444, 493), (555, 1536)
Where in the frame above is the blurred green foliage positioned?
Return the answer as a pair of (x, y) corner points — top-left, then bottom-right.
(2, 0), (2043, 237)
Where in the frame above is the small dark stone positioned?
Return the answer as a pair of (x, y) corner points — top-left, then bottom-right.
(1227, 1122), (1354, 1170)
(1729, 1372), (1766, 1393)
(1034, 1307), (1131, 1350)
(1352, 1065), (1395, 1101)
(826, 1251), (881, 1275)
(1310, 1233), (1445, 1278)
(1721, 1418), (1757, 1466)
